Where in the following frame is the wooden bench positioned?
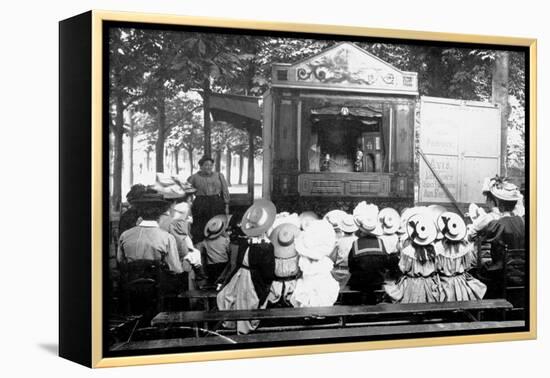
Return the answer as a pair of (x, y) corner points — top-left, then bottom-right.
(151, 299), (513, 332)
(178, 285), (364, 310)
(112, 319), (524, 351)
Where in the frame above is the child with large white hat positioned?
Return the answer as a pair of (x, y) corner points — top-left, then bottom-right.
(290, 220), (340, 307)
(384, 211), (440, 303)
(434, 212), (487, 301)
(377, 207), (402, 281)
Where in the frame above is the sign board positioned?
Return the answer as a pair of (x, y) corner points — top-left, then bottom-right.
(418, 96), (501, 204)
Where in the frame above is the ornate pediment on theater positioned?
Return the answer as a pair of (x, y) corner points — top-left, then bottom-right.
(272, 42), (418, 96)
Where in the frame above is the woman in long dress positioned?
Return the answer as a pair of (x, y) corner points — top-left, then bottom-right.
(187, 155), (230, 243)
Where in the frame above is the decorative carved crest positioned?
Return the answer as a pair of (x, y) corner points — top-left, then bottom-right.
(273, 42), (418, 95)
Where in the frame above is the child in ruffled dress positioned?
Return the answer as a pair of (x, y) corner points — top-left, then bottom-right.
(290, 220), (340, 307)
(434, 212), (487, 301)
(385, 211), (440, 303)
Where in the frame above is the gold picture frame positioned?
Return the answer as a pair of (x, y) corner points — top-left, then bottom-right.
(59, 9), (537, 368)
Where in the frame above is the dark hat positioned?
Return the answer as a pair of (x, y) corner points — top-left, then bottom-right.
(198, 155), (214, 166)
(126, 184), (147, 203)
(132, 189), (169, 205)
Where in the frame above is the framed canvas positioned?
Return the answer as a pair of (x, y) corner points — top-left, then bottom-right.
(59, 10), (537, 368)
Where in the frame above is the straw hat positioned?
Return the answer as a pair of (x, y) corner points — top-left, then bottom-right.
(353, 201), (383, 236)
(378, 208), (401, 235)
(270, 223), (300, 259)
(490, 181), (523, 202)
(406, 212), (437, 246)
(397, 206), (429, 235)
(339, 213), (359, 234)
(268, 212), (300, 237)
(294, 220), (336, 260)
(437, 212), (467, 242)
(153, 173), (197, 200)
(204, 214), (232, 240)
(240, 199), (277, 237)
(299, 211), (320, 230)
(324, 210), (347, 229)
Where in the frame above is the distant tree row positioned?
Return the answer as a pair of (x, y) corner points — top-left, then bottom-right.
(109, 28), (525, 210)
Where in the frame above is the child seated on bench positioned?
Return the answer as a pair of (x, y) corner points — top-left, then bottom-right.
(264, 213), (301, 308)
(329, 213), (358, 289)
(348, 202), (389, 305)
(217, 199), (276, 334)
(385, 210), (440, 303)
(291, 220), (339, 307)
(195, 214), (232, 288)
(435, 211), (487, 301)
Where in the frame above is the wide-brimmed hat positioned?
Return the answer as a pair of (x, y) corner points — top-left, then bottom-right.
(406, 213), (437, 246)
(268, 212), (300, 237)
(294, 219), (336, 260)
(132, 190), (170, 205)
(339, 213), (359, 234)
(353, 201), (383, 236)
(378, 208), (401, 235)
(241, 199), (277, 237)
(397, 206), (429, 235)
(270, 223), (300, 259)
(204, 214), (232, 239)
(299, 211), (320, 230)
(437, 212), (467, 242)
(153, 173), (197, 200)
(490, 181), (523, 202)
(323, 210), (347, 230)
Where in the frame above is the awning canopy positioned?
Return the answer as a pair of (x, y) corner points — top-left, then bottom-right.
(209, 92), (262, 134)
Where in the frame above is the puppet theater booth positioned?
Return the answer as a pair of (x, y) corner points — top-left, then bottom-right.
(261, 42), (502, 214)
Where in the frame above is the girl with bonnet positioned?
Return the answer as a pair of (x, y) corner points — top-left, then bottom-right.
(290, 219), (339, 307)
(435, 212), (487, 301)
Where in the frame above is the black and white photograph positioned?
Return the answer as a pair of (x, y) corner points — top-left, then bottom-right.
(105, 21), (530, 356)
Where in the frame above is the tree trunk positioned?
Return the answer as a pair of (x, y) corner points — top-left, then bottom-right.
(112, 96), (125, 212)
(128, 108), (135, 186)
(238, 151), (244, 185)
(187, 148), (194, 175)
(248, 128), (255, 200)
(156, 95), (166, 173)
(215, 147), (222, 173)
(202, 82), (212, 157)
(146, 149), (151, 171)
(174, 146), (180, 174)
(226, 146), (232, 186)
(492, 51), (510, 176)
